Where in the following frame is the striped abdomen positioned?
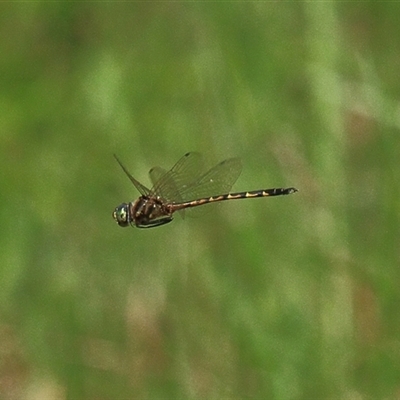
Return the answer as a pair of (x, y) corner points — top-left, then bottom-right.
(170, 187), (298, 211)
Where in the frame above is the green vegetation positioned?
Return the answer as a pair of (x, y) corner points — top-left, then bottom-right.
(1, 3), (399, 399)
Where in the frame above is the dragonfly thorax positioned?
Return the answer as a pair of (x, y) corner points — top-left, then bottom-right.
(114, 196), (174, 228)
(132, 196), (173, 228)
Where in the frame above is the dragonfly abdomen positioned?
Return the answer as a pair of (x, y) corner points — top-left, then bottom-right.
(172, 187), (298, 211)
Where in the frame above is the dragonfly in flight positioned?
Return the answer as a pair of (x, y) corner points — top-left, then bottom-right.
(112, 152), (297, 228)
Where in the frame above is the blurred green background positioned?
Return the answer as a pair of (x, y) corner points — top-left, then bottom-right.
(1, 3), (399, 400)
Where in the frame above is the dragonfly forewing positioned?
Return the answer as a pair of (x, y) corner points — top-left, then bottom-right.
(151, 152), (205, 199)
(178, 157), (242, 201)
(113, 154), (151, 196)
(149, 165), (183, 204)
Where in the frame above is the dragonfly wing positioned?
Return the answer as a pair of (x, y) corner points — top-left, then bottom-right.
(114, 154), (151, 196)
(149, 165), (182, 203)
(151, 152), (205, 201)
(179, 157), (242, 201)
(149, 166), (167, 188)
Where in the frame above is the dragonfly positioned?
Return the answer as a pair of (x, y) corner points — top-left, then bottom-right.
(112, 152), (297, 228)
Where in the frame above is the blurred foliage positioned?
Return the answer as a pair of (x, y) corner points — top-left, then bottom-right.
(1, 3), (400, 400)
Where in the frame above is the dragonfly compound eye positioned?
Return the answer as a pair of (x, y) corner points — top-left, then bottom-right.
(113, 204), (130, 227)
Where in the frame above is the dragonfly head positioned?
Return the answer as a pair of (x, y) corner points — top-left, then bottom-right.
(112, 203), (131, 227)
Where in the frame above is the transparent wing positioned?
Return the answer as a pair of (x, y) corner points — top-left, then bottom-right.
(179, 157), (242, 201)
(149, 166), (168, 188)
(148, 165), (182, 204)
(150, 152), (205, 201)
(114, 154), (151, 196)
